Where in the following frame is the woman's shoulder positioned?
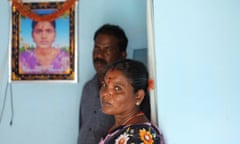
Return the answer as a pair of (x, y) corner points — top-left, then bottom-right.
(19, 49), (36, 62)
(55, 48), (69, 56)
(126, 122), (159, 131)
(20, 49), (35, 56)
(125, 122), (163, 138)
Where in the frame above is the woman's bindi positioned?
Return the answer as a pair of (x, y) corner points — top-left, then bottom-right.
(107, 77), (112, 84)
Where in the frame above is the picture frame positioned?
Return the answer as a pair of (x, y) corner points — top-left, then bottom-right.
(10, 1), (78, 83)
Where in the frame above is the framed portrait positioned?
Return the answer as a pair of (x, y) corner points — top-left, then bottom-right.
(10, 0), (78, 83)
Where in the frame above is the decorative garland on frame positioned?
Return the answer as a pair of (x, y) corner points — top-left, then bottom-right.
(12, 0), (77, 21)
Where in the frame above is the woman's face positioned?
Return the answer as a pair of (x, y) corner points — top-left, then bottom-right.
(100, 69), (137, 116)
(32, 21), (56, 49)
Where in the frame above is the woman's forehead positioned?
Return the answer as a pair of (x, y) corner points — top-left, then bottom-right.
(105, 70), (122, 79)
(104, 70), (128, 83)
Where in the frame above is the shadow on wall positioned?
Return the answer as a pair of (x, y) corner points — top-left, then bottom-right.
(133, 48), (147, 67)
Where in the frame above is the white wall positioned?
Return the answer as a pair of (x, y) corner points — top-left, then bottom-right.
(154, 0), (240, 144)
(0, 0), (147, 144)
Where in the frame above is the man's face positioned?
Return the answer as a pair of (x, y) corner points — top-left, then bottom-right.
(93, 34), (126, 75)
(32, 21), (56, 49)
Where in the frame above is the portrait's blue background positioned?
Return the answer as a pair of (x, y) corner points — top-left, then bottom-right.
(0, 0), (240, 144)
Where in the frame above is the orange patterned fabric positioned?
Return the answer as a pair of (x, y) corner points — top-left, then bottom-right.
(12, 0), (77, 21)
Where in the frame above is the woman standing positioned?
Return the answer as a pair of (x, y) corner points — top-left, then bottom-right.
(99, 59), (165, 144)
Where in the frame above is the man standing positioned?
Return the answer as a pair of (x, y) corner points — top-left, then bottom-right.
(78, 24), (128, 144)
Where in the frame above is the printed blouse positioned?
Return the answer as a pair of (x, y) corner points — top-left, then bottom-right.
(99, 122), (165, 144)
(19, 49), (69, 74)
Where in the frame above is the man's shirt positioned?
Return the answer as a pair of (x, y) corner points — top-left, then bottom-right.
(78, 74), (114, 144)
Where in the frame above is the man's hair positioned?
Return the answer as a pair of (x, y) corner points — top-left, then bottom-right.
(32, 20), (56, 30)
(94, 24), (128, 53)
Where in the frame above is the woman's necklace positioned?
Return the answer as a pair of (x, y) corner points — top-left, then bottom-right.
(35, 48), (57, 66)
(108, 111), (145, 133)
(121, 111), (145, 126)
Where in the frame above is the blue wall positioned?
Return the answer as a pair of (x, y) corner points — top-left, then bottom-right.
(154, 0), (240, 144)
(0, 0), (146, 144)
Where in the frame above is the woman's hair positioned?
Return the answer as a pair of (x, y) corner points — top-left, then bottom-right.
(104, 59), (151, 120)
(32, 20), (56, 30)
(94, 24), (128, 53)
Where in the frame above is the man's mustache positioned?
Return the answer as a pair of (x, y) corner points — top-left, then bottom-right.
(94, 58), (107, 65)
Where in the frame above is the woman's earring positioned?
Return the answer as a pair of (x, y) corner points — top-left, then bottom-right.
(136, 102), (140, 106)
